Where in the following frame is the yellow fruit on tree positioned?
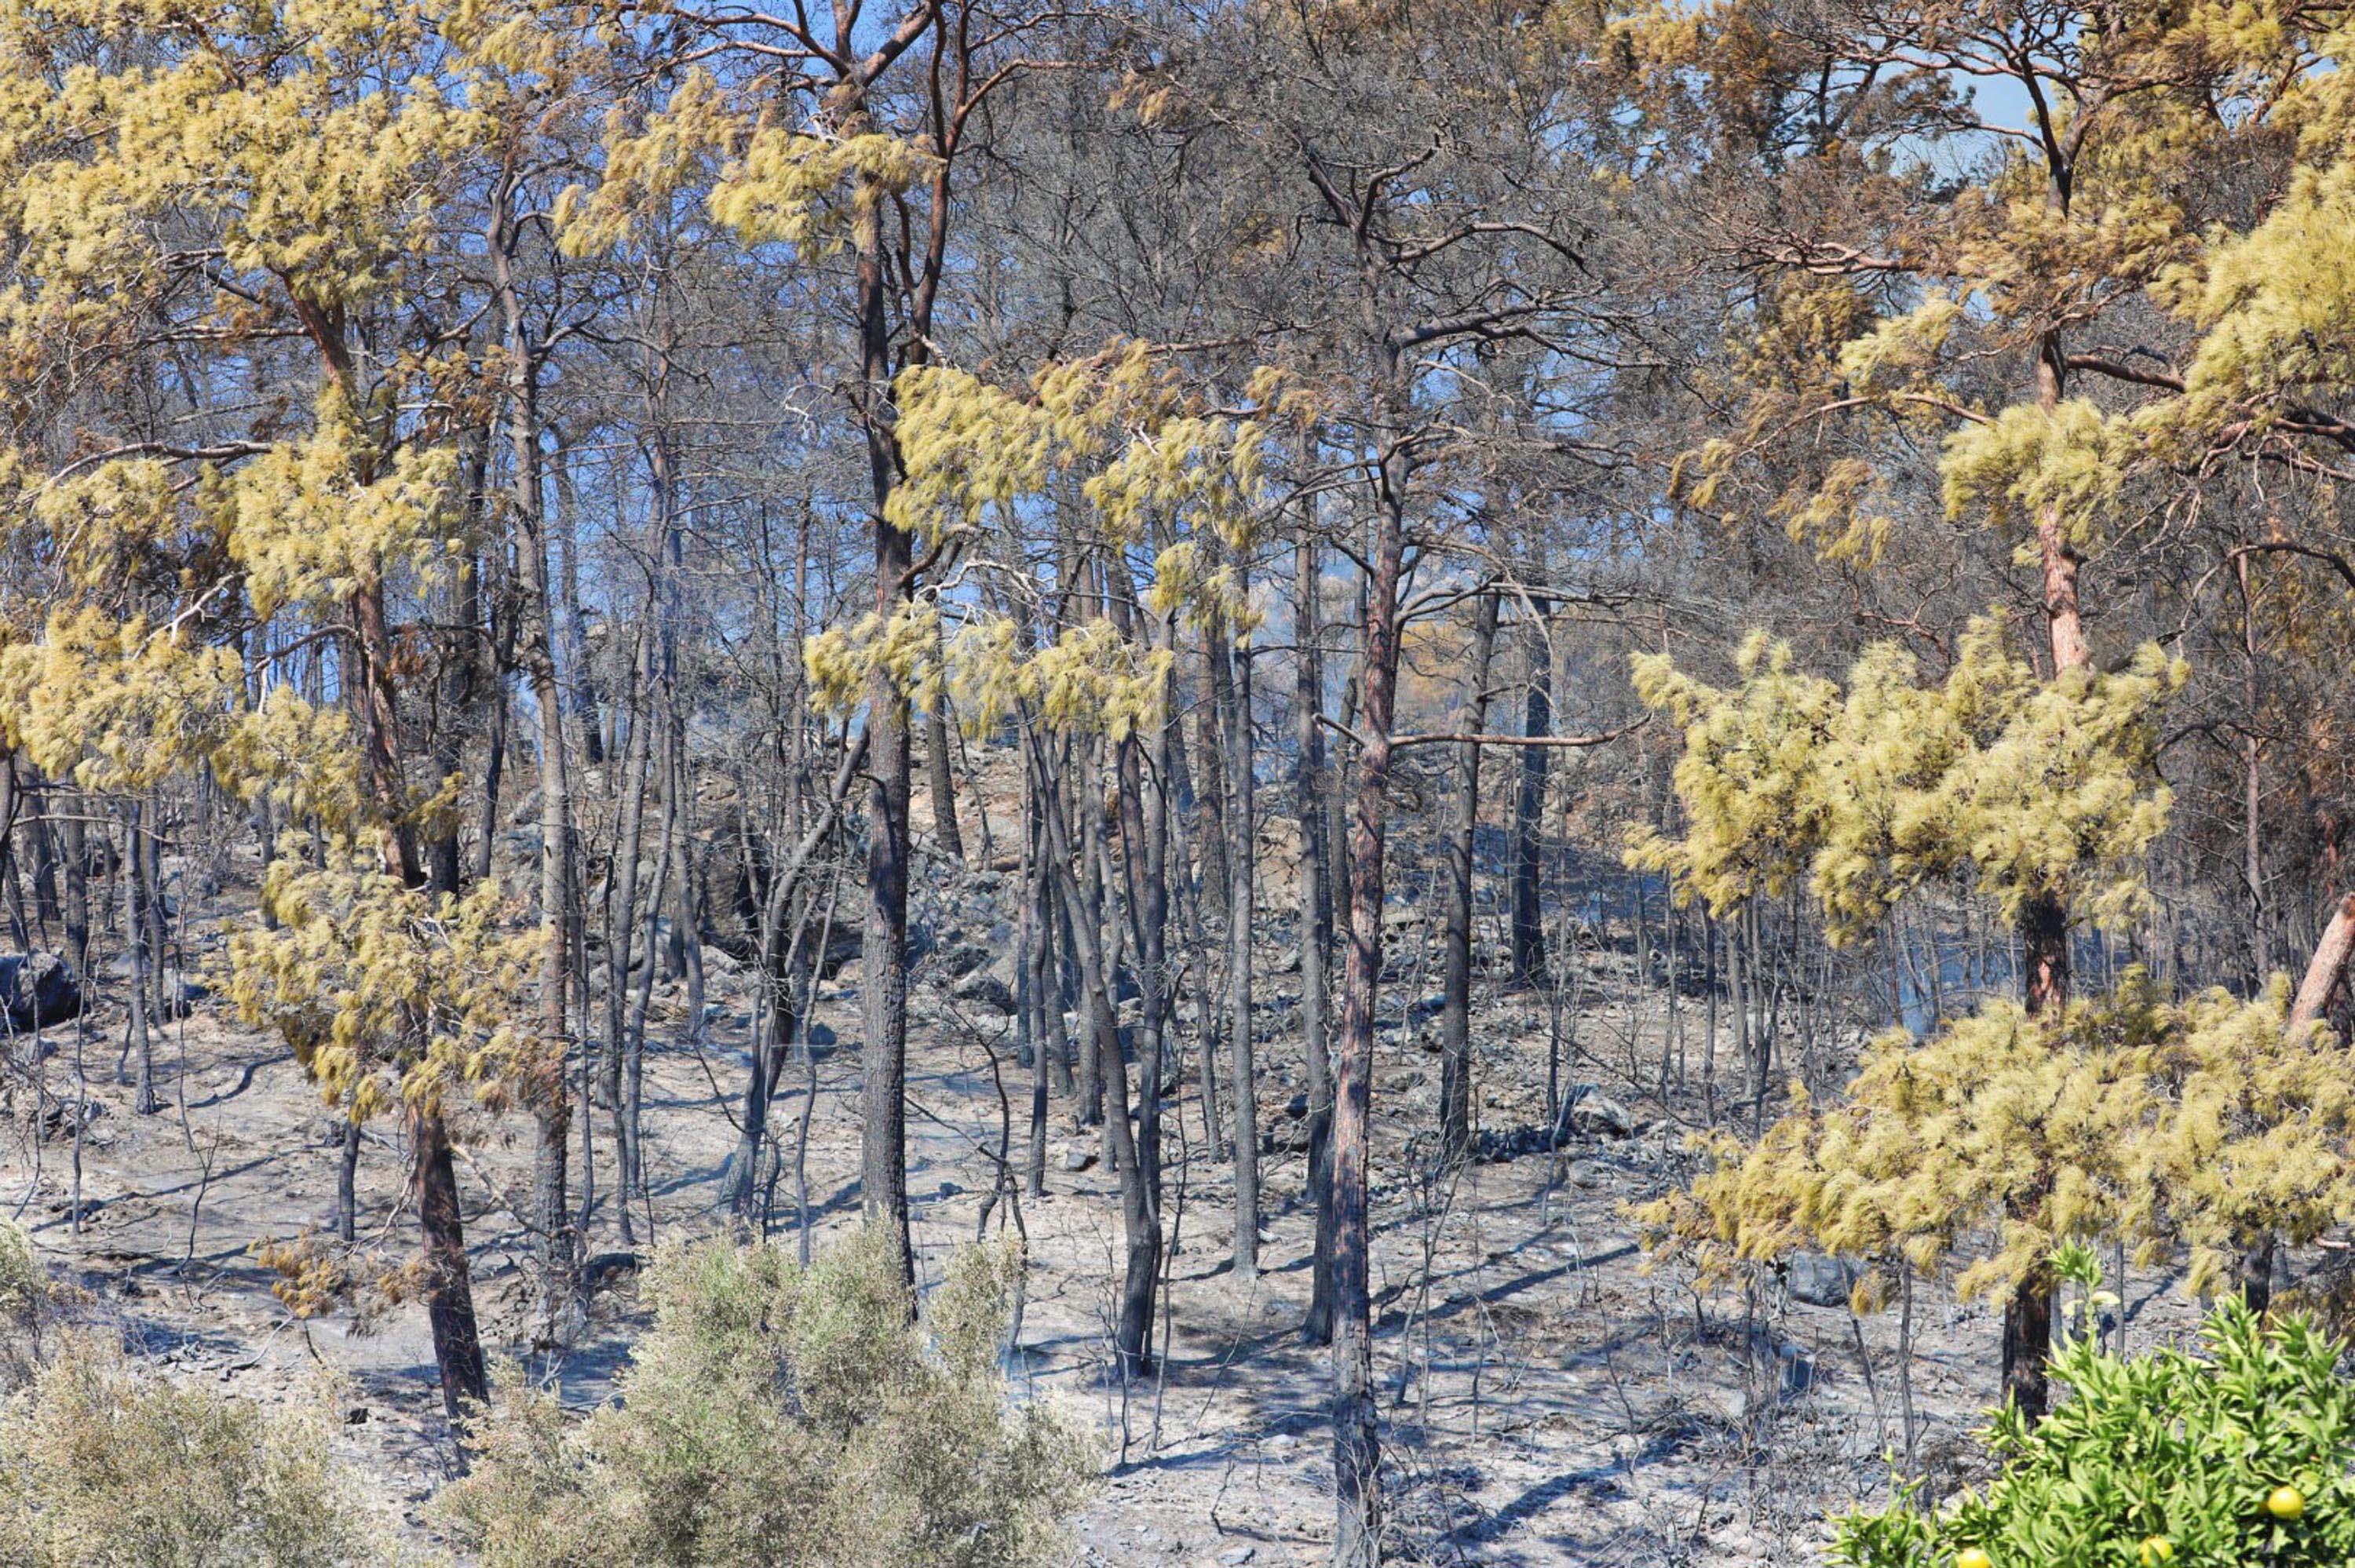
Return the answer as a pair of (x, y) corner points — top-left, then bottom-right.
(2267, 1486), (2307, 1519)
(1957, 1549), (1993, 1568)
(2138, 1536), (2174, 1565)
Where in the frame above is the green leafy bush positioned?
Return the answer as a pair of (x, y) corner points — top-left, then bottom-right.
(0, 1332), (385, 1567)
(437, 1227), (1090, 1567)
(1833, 1249), (2355, 1567)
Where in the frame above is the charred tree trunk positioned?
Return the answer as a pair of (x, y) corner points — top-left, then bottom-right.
(603, 636), (655, 1042)
(430, 433), (491, 896)
(544, 452), (603, 773)
(1439, 591), (1499, 1167)
(1332, 360), (1411, 1567)
(619, 748), (677, 1239)
(852, 152), (917, 1289)
(1510, 596), (1553, 985)
(1115, 702), (1172, 1362)
(494, 191), (576, 1347)
(926, 701), (965, 865)
(351, 580), (423, 888)
(2004, 888), (2069, 1421)
(412, 1102), (488, 1422)
(1193, 671), (1230, 928)
(1210, 606), (1258, 1278)
(139, 800), (168, 1038)
(1025, 788), (1051, 1198)
(337, 1114), (361, 1244)
(1329, 584), (1362, 952)
(60, 806), (89, 975)
(2002, 309), (2088, 1426)
(123, 801), (159, 1116)
(728, 735), (863, 1220)
(859, 577), (915, 1286)
(1298, 525), (1338, 1346)
(1059, 755), (1102, 1130)
(1034, 727), (1159, 1376)
(472, 633), (507, 888)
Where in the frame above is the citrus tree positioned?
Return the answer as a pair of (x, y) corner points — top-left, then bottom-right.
(1834, 1249), (2355, 1568)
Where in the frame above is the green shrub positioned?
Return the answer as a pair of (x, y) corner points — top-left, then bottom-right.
(0, 1332), (385, 1566)
(1833, 1248), (2355, 1567)
(437, 1227), (1091, 1568)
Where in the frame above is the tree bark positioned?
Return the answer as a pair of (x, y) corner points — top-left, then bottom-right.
(926, 701), (965, 864)
(472, 652), (506, 888)
(2241, 892), (2355, 1311)
(123, 800), (159, 1115)
(1213, 607), (1258, 1278)
(351, 579), (423, 888)
(1193, 669), (1231, 928)
(494, 188), (576, 1346)
(139, 799), (168, 1038)
(1114, 702), (1172, 1368)
(851, 128), (918, 1287)
(60, 805), (89, 975)
(602, 622), (656, 1165)
(2005, 885), (2069, 1420)
(1024, 789), (1051, 1198)
(1033, 727), (1159, 1375)
(621, 744), (679, 1236)
(430, 432), (491, 896)
(412, 1101), (488, 1421)
(2287, 893), (2355, 1030)
(1510, 597), (1554, 983)
(2002, 312), (2086, 1425)
(1297, 525), (1338, 1345)
(728, 732), (864, 1218)
(1332, 388), (1410, 1568)
(336, 1115), (360, 1243)
(2240, 554), (2268, 986)
(1439, 592), (1499, 1167)
(552, 452), (604, 769)
(1061, 755), (1103, 1129)
(1329, 585), (1362, 950)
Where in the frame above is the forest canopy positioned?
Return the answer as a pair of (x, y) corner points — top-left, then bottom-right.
(2, 0), (2355, 1562)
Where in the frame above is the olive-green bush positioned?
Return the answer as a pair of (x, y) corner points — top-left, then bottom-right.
(0, 1215), (51, 1391)
(1833, 1248), (2355, 1568)
(437, 1227), (1090, 1567)
(0, 1331), (385, 1567)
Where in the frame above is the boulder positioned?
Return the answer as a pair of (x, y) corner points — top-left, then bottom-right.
(0, 951), (81, 1032)
(950, 968), (1017, 1013)
(1555, 1084), (1639, 1139)
(931, 940), (993, 982)
(1782, 1253), (1857, 1309)
(1567, 1095), (1638, 1138)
